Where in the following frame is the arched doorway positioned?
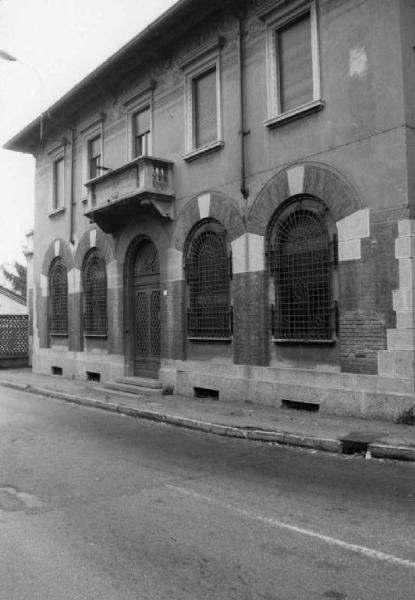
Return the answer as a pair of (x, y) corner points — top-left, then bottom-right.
(129, 238), (161, 378)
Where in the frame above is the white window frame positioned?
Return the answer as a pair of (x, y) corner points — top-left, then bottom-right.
(180, 36), (225, 162)
(47, 143), (66, 216)
(123, 88), (153, 161)
(264, 0), (324, 128)
(80, 114), (105, 185)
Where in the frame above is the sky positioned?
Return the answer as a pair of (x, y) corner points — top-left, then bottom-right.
(0, 0), (176, 273)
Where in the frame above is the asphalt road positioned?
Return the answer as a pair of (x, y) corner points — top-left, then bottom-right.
(0, 386), (414, 600)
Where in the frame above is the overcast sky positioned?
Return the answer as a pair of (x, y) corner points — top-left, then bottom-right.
(0, 0), (175, 270)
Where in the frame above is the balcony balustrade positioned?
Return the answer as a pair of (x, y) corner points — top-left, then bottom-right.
(84, 156), (174, 233)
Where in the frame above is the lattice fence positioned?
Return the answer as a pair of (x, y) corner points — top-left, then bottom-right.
(0, 315), (28, 357)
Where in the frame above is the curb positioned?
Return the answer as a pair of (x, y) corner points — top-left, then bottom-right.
(0, 379), (413, 462)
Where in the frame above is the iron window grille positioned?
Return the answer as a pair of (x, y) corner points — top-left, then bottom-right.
(49, 257), (68, 335)
(82, 249), (107, 336)
(185, 219), (232, 339)
(134, 240), (160, 276)
(268, 199), (337, 342)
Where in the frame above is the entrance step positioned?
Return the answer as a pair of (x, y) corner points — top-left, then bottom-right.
(116, 376), (162, 390)
(100, 376), (162, 397)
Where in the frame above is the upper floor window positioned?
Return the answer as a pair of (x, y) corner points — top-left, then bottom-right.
(53, 157), (65, 210)
(193, 68), (217, 148)
(265, 0), (323, 127)
(268, 197), (337, 342)
(278, 14), (313, 113)
(133, 106), (151, 158)
(49, 257), (68, 336)
(82, 249), (107, 336)
(88, 135), (101, 179)
(185, 219), (232, 339)
(181, 36), (224, 161)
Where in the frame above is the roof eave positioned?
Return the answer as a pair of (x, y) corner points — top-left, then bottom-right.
(4, 0), (220, 153)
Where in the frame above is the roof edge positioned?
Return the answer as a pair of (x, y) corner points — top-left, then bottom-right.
(4, 0), (218, 153)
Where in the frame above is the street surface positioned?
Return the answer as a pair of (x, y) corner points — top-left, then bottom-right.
(0, 385), (414, 599)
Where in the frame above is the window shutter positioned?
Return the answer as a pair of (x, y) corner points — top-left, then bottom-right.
(193, 68), (217, 148)
(278, 13), (313, 113)
(134, 107), (150, 136)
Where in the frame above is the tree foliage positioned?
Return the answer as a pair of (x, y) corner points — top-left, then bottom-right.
(2, 261), (27, 298)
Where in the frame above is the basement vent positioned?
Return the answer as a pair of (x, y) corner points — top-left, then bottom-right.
(86, 371), (101, 382)
(194, 387), (219, 400)
(51, 366), (63, 376)
(282, 399), (319, 412)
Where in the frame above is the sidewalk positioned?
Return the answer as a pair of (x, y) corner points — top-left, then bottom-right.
(0, 368), (414, 462)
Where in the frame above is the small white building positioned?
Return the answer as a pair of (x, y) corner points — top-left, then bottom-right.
(0, 286), (27, 315)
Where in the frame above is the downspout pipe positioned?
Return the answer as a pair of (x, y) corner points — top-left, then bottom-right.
(237, 14), (249, 200)
(69, 128), (75, 245)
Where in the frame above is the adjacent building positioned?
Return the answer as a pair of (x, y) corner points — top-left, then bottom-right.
(5, 0), (415, 420)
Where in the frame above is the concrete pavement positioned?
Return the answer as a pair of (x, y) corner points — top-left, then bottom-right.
(0, 368), (414, 462)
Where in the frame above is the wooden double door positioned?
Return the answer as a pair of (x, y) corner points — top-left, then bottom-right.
(131, 240), (161, 378)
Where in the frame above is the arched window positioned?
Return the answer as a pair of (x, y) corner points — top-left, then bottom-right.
(82, 249), (107, 336)
(49, 257), (68, 335)
(185, 219), (232, 338)
(268, 196), (337, 341)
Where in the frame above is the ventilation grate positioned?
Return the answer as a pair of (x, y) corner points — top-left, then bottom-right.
(194, 387), (219, 400)
(282, 399), (319, 412)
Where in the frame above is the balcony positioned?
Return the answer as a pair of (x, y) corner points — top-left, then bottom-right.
(84, 156), (174, 233)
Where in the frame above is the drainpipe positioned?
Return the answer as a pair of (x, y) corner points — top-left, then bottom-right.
(237, 14), (249, 200)
(69, 128), (75, 245)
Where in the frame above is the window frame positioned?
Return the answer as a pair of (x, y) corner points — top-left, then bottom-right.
(123, 86), (154, 162)
(88, 134), (102, 180)
(132, 106), (151, 159)
(181, 36), (225, 162)
(184, 218), (232, 341)
(48, 257), (68, 337)
(80, 115), (105, 186)
(82, 248), (108, 337)
(267, 196), (338, 344)
(47, 143), (66, 216)
(264, 0), (324, 128)
(52, 156), (65, 211)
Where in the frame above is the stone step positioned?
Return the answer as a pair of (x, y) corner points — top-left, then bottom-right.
(102, 382), (162, 396)
(116, 376), (162, 389)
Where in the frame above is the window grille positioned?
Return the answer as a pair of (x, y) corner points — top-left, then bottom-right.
(82, 249), (107, 336)
(49, 257), (68, 335)
(134, 240), (160, 276)
(185, 220), (232, 338)
(269, 199), (335, 341)
(193, 68), (217, 148)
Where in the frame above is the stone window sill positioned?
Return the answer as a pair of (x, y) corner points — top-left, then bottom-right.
(183, 140), (224, 163)
(273, 338), (335, 345)
(265, 99), (325, 129)
(188, 336), (232, 343)
(84, 333), (108, 339)
(48, 206), (66, 218)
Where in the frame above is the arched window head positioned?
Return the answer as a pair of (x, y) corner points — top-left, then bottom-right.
(82, 249), (107, 336)
(185, 219), (232, 339)
(268, 196), (338, 342)
(49, 257), (68, 335)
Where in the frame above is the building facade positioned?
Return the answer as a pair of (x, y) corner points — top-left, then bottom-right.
(6, 0), (415, 421)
